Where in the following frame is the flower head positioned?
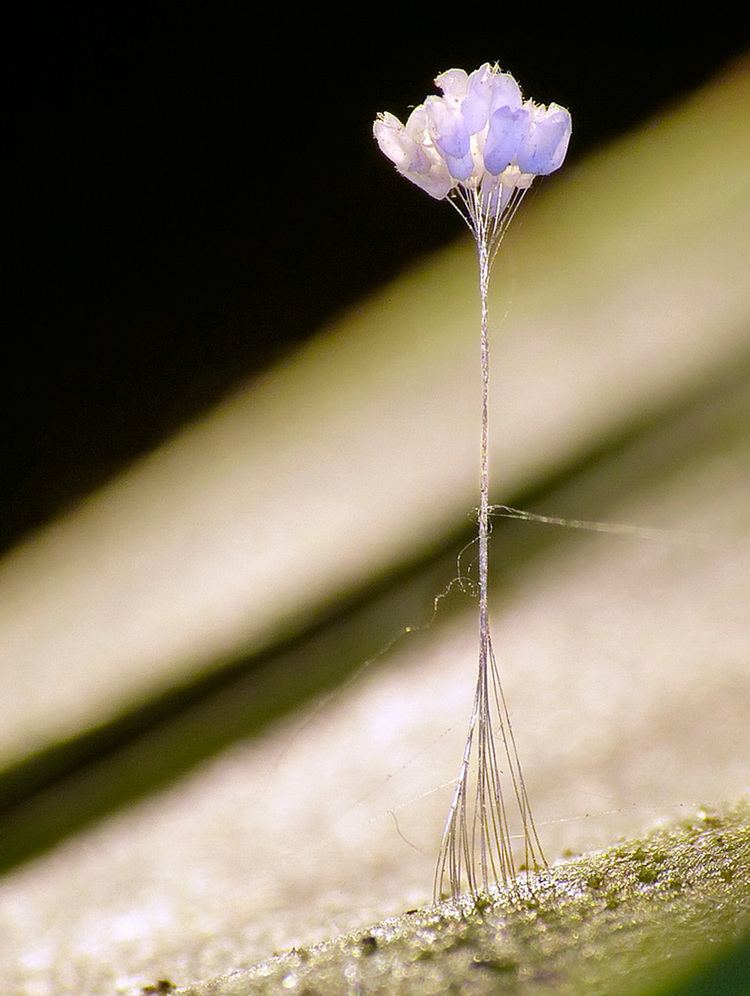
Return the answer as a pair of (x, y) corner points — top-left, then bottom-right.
(373, 63), (571, 225)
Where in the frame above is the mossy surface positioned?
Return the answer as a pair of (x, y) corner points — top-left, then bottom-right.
(179, 803), (750, 995)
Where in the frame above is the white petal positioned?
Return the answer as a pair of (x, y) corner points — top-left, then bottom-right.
(404, 105), (428, 142)
(401, 163), (455, 200)
(373, 114), (430, 173)
(434, 68), (469, 98)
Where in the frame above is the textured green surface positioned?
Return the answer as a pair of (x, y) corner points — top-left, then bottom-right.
(182, 805), (750, 995)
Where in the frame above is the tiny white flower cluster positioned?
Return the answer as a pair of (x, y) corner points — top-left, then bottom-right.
(373, 63), (571, 218)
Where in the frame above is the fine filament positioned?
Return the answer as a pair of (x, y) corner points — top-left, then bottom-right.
(373, 64), (572, 901)
(434, 183), (546, 901)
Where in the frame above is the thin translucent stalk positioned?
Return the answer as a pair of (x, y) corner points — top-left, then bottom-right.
(434, 181), (546, 902)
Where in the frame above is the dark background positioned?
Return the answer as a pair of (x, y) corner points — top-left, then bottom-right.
(5, 11), (748, 555)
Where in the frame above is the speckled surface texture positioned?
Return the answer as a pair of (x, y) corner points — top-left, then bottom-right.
(180, 806), (750, 995)
(1, 380), (748, 995)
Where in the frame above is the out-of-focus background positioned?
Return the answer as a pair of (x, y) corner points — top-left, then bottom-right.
(2, 12), (750, 996)
(5, 14), (748, 553)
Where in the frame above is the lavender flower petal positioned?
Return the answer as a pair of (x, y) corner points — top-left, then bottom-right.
(373, 63), (571, 210)
(444, 150), (475, 181)
(483, 105), (529, 175)
(462, 65), (522, 134)
(425, 95), (470, 160)
(515, 103), (572, 175)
